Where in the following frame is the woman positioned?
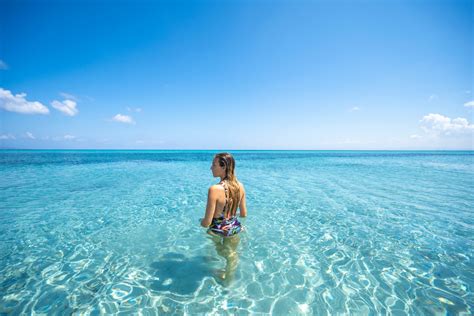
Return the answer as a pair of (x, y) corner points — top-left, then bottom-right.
(200, 152), (247, 283)
(200, 152), (247, 235)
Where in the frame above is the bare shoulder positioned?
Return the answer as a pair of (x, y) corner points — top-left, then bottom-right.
(208, 184), (223, 193)
(237, 181), (246, 194)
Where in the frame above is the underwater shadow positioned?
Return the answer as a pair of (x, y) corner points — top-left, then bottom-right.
(149, 252), (216, 295)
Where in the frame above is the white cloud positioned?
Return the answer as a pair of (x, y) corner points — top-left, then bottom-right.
(428, 94), (438, 102)
(464, 100), (474, 108)
(112, 113), (135, 124)
(59, 92), (78, 101)
(0, 60), (8, 70)
(410, 134), (422, 139)
(349, 106), (360, 112)
(0, 133), (16, 140)
(127, 106), (142, 113)
(52, 134), (77, 141)
(51, 99), (78, 116)
(26, 132), (36, 139)
(420, 113), (474, 136)
(0, 88), (49, 115)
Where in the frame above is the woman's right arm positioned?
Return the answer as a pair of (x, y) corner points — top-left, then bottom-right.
(239, 183), (247, 217)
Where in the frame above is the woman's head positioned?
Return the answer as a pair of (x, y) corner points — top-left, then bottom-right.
(211, 152), (241, 217)
(211, 152), (236, 181)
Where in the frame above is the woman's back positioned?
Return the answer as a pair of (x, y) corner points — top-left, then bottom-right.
(213, 180), (247, 219)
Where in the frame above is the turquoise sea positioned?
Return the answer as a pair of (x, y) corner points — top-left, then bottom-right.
(0, 150), (473, 315)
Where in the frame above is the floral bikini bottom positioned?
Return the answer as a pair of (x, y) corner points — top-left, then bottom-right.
(208, 215), (243, 237)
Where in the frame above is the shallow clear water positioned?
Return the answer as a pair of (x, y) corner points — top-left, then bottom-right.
(0, 150), (473, 315)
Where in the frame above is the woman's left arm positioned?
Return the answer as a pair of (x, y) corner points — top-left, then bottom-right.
(200, 186), (217, 227)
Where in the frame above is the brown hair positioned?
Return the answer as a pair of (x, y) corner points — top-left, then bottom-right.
(215, 152), (241, 217)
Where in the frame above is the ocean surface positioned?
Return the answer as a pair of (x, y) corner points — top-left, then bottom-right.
(0, 150), (473, 315)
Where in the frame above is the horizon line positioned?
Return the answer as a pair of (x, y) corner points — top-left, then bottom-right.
(1, 148), (473, 151)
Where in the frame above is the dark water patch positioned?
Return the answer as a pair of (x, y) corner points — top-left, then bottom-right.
(149, 253), (211, 295)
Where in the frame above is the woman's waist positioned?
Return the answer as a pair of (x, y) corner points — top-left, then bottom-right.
(211, 215), (240, 225)
(212, 214), (239, 219)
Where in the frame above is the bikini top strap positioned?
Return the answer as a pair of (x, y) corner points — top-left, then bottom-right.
(220, 180), (229, 213)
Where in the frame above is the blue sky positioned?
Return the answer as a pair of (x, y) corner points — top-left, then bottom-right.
(0, 0), (472, 149)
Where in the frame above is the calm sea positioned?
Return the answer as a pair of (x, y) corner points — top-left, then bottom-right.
(0, 150), (473, 314)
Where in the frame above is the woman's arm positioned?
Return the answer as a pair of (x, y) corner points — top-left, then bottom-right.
(200, 186), (218, 227)
(239, 184), (247, 217)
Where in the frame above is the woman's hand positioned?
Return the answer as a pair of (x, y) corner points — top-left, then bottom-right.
(199, 217), (207, 227)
